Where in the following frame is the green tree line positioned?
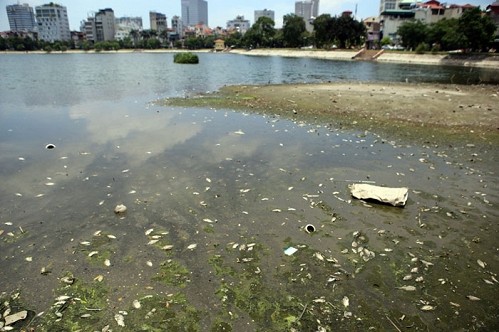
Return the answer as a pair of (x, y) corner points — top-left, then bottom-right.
(397, 7), (496, 52)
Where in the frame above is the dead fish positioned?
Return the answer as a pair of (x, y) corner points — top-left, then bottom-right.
(114, 204), (127, 214)
(397, 286), (416, 291)
(187, 244), (197, 250)
(88, 251), (99, 257)
(161, 245), (174, 250)
(466, 295), (480, 301)
(114, 314), (125, 327)
(314, 252), (325, 261)
(132, 300), (141, 309)
(477, 259), (486, 269)
(342, 296), (350, 308)
(145, 228), (154, 236)
(104, 259), (111, 266)
(421, 305), (435, 311)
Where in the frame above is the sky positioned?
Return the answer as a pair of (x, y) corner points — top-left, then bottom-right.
(0, 0), (495, 32)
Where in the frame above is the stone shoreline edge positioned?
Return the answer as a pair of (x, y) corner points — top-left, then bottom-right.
(2, 48), (498, 69)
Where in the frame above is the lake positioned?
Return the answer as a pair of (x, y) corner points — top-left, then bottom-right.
(0, 53), (498, 331)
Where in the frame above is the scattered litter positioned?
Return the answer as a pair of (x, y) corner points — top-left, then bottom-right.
(114, 204), (127, 214)
(349, 183), (408, 207)
(4, 310), (28, 326)
(305, 224), (315, 233)
(284, 247), (298, 256)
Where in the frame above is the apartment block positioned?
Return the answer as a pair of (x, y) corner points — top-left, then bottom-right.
(35, 3), (71, 42)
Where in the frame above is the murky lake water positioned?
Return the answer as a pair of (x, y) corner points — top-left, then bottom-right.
(0, 53), (498, 330)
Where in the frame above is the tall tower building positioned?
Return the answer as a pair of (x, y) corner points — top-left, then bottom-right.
(254, 9), (275, 23)
(181, 0), (208, 27)
(35, 3), (71, 42)
(6, 3), (37, 32)
(295, 1), (318, 32)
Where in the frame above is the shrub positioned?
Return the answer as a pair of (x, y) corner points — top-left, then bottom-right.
(415, 42), (429, 54)
(174, 52), (199, 64)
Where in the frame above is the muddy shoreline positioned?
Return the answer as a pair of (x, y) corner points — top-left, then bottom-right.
(160, 82), (499, 146)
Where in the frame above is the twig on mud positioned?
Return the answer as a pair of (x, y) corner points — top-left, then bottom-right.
(298, 303), (309, 321)
(385, 315), (402, 332)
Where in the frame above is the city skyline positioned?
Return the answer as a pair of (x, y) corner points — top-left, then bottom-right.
(0, 0), (494, 32)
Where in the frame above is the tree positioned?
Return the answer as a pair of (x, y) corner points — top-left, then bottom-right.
(313, 14), (336, 49)
(282, 14), (307, 48)
(458, 7), (496, 52)
(242, 17), (276, 48)
(427, 18), (465, 51)
(225, 31), (243, 48)
(129, 29), (140, 48)
(397, 20), (428, 50)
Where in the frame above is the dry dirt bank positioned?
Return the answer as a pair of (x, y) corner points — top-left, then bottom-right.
(162, 82), (499, 144)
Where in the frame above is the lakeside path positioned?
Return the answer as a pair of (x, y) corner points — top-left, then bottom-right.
(229, 48), (499, 69)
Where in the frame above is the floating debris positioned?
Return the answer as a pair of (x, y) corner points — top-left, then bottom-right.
(132, 300), (141, 309)
(284, 247), (298, 256)
(104, 259), (111, 266)
(45, 144), (56, 150)
(349, 183), (408, 207)
(234, 130), (245, 135)
(114, 204), (127, 214)
(4, 310), (28, 326)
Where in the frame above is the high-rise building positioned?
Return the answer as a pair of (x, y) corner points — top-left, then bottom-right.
(81, 8), (116, 42)
(95, 8), (115, 42)
(35, 3), (71, 42)
(150, 11), (167, 32)
(6, 3), (37, 32)
(181, 0), (208, 27)
(295, 1), (319, 32)
(254, 9), (275, 23)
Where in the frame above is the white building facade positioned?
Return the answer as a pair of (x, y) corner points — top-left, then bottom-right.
(35, 3), (71, 42)
(226, 16), (250, 34)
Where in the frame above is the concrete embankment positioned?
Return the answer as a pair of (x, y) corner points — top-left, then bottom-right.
(229, 48), (499, 69)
